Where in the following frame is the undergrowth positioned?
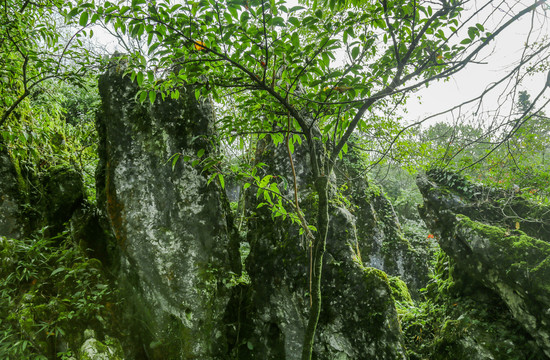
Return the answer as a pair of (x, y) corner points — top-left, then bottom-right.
(0, 228), (117, 359)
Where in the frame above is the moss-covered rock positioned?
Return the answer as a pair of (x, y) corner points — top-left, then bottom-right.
(417, 170), (550, 357)
(79, 329), (124, 360)
(236, 138), (408, 359)
(338, 143), (432, 298)
(400, 251), (545, 360)
(95, 54), (241, 359)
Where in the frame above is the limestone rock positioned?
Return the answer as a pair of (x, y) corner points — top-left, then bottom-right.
(236, 139), (407, 359)
(417, 169), (550, 357)
(338, 143), (432, 297)
(79, 329), (124, 360)
(96, 57), (239, 358)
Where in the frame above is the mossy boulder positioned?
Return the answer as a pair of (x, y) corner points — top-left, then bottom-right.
(236, 138), (408, 359)
(417, 170), (550, 357)
(79, 329), (124, 360)
(95, 55), (240, 359)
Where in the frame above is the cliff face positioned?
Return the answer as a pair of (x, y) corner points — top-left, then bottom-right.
(417, 169), (550, 358)
(95, 59), (240, 358)
(235, 138), (411, 359)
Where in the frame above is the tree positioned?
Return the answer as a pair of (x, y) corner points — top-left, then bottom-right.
(68, 0), (548, 357)
(0, 0), (100, 129)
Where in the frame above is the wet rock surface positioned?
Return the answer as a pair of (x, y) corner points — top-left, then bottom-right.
(96, 58), (240, 359)
(417, 169), (550, 358)
(237, 139), (408, 359)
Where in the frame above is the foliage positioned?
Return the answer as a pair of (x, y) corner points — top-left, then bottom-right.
(0, 0), (102, 202)
(408, 91), (550, 204)
(0, 0), (99, 128)
(1, 78), (100, 203)
(0, 229), (117, 359)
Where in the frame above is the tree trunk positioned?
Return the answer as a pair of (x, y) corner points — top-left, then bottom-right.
(301, 175), (329, 360)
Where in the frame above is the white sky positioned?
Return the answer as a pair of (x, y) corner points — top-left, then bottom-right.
(403, 2), (550, 127)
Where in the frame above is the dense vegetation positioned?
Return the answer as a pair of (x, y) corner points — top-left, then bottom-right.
(1, 0), (549, 358)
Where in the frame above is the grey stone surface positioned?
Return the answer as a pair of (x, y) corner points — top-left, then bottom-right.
(96, 58), (239, 359)
(418, 170), (550, 357)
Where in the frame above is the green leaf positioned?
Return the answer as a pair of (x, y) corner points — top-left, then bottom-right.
(240, 11), (249, 24)
(67, 7), (81, 19)
(139, 91), (147, 103)
(291, 32), (300, 48)
(170, 153), (180, 170)
(460, 38), (471, 45)
(207, 173), (217, 186)
(171, 89), (180, 99)
(51, 267), (65, 276)
(148, 42), (160, 55)
(149, 91), (157, 104)
(289, 6), (305, 11)
(197, 148), (205, 158)
(219, 174), (225, 189)
(79, 12), (89, 26)
(137, 72), (143, 86)
(288, 17), (300, 27)
(468, 26), (477, 40)
(351, 46), (359, 60)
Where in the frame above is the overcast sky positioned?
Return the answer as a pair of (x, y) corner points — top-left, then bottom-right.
(404, 1), (550, 128)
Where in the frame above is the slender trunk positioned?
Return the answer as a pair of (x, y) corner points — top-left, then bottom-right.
(301, 175), (329, 360)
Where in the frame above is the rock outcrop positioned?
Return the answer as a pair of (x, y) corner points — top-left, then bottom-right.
(96, 58), (240, 358)
(339, 146), (431, 296)
(235, 138), (408, 359)
(418, 169), (550, 357)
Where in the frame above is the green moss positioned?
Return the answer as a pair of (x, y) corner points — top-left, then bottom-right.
(456, 214), (550, 293)
(361, 267), (395, 315)
(388, 276), (413, 305)
(10, 155), (28, 199)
